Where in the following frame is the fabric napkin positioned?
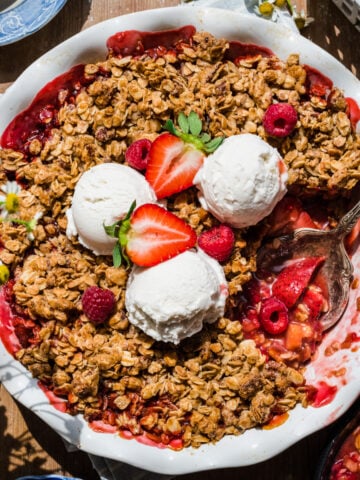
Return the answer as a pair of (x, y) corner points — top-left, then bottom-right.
(75, 2), (300, 479)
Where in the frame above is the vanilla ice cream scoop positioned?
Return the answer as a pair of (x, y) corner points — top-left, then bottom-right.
(194, 134), (288, 228)
(66, 163), (156, 255)
(125, 249), (228, 344)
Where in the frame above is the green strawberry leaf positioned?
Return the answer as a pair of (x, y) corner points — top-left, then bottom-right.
(188, 111), (202, 136)
(126, 200), (137, 220)
(163, 119), (179, 136)
(204, 137), (224, 153)
(104, 222), (119, 238)
(178, 112), (189, 134)
(112, 242), (122, 268)
(200, 132), (211, 143)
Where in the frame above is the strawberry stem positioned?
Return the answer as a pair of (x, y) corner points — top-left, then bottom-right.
(163, 111), (224, 154)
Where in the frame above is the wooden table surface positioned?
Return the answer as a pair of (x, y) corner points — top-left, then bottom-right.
(0, 1), (359, 479)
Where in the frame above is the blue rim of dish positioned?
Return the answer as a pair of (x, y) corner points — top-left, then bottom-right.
(0, 0), (68, 46)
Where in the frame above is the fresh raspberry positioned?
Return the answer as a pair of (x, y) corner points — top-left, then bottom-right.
(125, 138), (152, 171)
(198, 224), (235, 262)
(263, 103), (298, 137)
(82, 286), (116, 324)
(259, 297), (289, 335)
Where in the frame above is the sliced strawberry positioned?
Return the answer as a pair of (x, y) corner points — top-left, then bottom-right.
(272, 256), (325, 308)
(105, 203), (197, 267)
(301, 286), (327, 322)
(146, 133), (203, 199)
(145, 111), (223, 199)
(267, 196), (318, 235)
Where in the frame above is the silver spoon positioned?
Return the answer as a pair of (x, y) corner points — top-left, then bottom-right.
(257, 200), (360, 331)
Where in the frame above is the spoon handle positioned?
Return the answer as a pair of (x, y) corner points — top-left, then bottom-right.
(335, 199), (360, 239)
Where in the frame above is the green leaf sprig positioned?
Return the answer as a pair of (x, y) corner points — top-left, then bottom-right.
(104, 200), (137, 268)
(0, 212), (42, 241)
(163, 111), (224, 154)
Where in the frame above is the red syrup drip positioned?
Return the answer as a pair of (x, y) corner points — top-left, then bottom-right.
(0, 287), (21, 356)
(89, 420), (118, 434)
(119, 429), (183, 450)
(311, 381), (338, 408)
(38, 382), (67, 413)
(89, 421), (184, 449)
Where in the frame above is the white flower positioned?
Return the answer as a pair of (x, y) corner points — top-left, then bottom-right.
(254, 1), (280, 22)
(0, 180), (21, 218)
(0, 180), (21, 197)
(292, 9), (314, 29)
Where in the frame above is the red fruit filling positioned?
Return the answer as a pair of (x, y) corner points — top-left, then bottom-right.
(240, 256), (326, 366)
(82, 286), (116, 324)
(198, 224), (235, 262)
(304, 64), (333, 98)
(331, 446), (360, 480)
(106, 25), (196, 57)
(125, 138), (152, 171)
(263, 103), (298, 138)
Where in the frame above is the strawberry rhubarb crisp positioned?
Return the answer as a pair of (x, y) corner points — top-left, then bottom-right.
(0, 26), (359, 449)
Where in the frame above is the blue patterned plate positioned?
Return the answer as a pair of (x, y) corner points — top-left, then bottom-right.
(16, 476), (82, 480)
(0, 0), (68, 46)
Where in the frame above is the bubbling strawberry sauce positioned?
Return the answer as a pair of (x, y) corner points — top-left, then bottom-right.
(1, 65), (90, 155)
(106, 25), (196, 57)
(304, 64), (333, 98)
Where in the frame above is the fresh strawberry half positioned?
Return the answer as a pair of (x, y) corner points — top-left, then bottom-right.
(145, 111), (223, 199)
(104, 201), (197, 267)
(271, 256), (325, 308)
